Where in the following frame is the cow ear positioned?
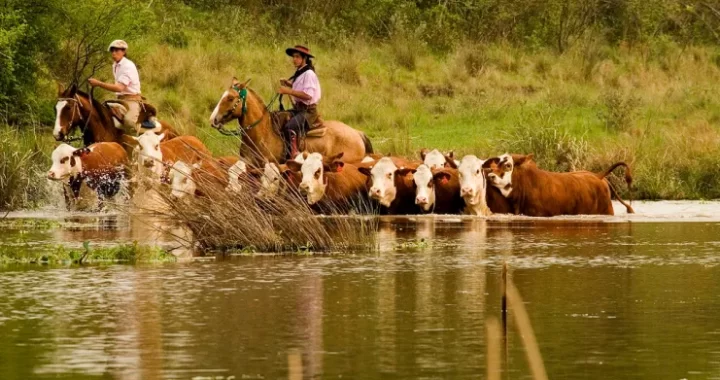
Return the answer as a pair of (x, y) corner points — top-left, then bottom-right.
(434, 170), (452, 184)
(482, 157), (501, 168)
(396, 167), (416, 176)
(329, 161), (344, 173)
(447, 150), (454, 159)
(157, 132), (165, 141)
(285, 160), (302, 172)
(514, 154), (532, 166)
(419, 148), (428, 161)
(72, 147), (90, 157)
(443, 155), (458, 169)
(358, 166), (372, 176)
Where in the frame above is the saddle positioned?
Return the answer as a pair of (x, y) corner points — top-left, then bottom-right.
(104, 100), (160, 131)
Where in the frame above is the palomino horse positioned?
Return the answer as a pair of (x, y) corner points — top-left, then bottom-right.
(209, 77), (373, 165)
(53, 84), (178, 154)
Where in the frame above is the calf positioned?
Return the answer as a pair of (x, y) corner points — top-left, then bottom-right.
(47, 142), (128, 209)
(134, 131), (210, 180)
(412, 164), (464, 214)
(170, 156), (240, 198)
(358, 157), (420, 214)
(446, 154), (513, 215)
(486, 154), (634, 216)
(287, 152), (368, 213)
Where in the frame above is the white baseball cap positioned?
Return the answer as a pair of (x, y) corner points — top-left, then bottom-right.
(108, 40), (128, 51)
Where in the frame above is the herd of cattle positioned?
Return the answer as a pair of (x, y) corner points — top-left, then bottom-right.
(46, 132), (635, 217)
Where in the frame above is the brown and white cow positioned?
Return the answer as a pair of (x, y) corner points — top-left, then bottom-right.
(486, 153), (634, 216)
(254, 162), (302, 199)
(444, 154), (512, 215)
(358, 156), (420, 214)
(169, 156), (241, 198)
(412, 164), (464, 214)
(47, 142), (129, 209)
(286, 152), (369, 212)
(419, 148), (458, 169)
(133, 131), (210, 180)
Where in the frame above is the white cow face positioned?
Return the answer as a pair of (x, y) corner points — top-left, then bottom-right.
(169, 161), (197, 198)
(486, 154), (514, 197)
(457, 155), (488, 205)
(297, 153), (327, 205)
(47, 144), (83, 180)
(226, 160), (248, 193)
(362, 157), (400, 207)
(422, 149), (448, 170)
(134, 131), (165, 176)
(413, 164), (436, 211)
(257, 162), (283, 198)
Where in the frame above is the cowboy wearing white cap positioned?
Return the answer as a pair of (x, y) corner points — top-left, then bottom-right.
(88, 40), (144, 133)
(277, 45), (322, 157)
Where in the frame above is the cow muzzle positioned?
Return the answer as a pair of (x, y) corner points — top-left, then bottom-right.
(415, 196), (428, 205)
(369, 187), (382, 199)
(460, 186), (473, 196)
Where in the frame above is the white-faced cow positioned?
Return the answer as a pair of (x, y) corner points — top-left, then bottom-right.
(412, 164), (464, 214)
(169, 156), (240, 198)
(134, 131), (210, 180)
(358, 156), (420, 214)
(486, 153), (635, 216)
(47, 142), (129, 210)
(287, 152), (368, 213)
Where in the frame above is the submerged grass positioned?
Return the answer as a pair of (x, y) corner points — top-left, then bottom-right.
(0, 240), (175, 265)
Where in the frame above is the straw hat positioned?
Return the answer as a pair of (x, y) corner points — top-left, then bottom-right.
(285, 45), (314, 58)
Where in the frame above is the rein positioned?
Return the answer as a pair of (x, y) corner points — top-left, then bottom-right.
(57, 96), (88, 144)
(215, 87), (280, 137)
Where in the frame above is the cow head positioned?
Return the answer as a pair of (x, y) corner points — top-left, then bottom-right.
(256, 162), (298, 198)
(209, 77), (250, 128)
(133, 131), (165, 176)
(225, 160), (248, 194)
(420, 148), (451, 170)
(288, 152), (344, 205)
(486, 154), (533, 197)
(169, 161), (199, 198)
(47, 143), (86, 180)
(54, 84), (84, 141)
(358, 157), (414, 207)
(413, 164), (435, 211)
(457, 155), (491, 206)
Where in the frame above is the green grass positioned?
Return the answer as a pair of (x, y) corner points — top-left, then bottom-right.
(6, 33), (720, 203)
(0, 240), (176, 265)
(0, 124), (55, 210)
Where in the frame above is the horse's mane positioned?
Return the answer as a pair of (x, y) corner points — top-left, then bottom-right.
(73, 89), (114, 125)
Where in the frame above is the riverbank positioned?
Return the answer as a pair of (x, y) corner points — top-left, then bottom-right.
(4, 39), (720, 209)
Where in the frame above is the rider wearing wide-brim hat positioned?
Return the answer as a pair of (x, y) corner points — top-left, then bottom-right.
(88, 40), (147, 134)
(277, 45), (322, 157)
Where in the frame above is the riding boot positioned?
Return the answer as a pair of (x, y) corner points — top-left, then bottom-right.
(289, 131), (299, 158)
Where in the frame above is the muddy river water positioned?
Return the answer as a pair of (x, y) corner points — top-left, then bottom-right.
(1, 201), (720, 379)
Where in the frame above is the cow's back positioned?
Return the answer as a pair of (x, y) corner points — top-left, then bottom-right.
(160, 136), (210, 165)
(323, 164), (369, 207)
(85, 142), (129, 171)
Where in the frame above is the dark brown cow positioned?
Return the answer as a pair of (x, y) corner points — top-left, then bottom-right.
(486, 154), (634, 216)
(411, 165), (465, 214)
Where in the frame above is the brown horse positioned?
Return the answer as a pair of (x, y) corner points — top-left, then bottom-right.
(53, 84), (178, 153)
(209, 77), (373, 166)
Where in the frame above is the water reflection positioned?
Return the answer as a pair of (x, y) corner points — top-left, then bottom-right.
(3, 216), (720, 378)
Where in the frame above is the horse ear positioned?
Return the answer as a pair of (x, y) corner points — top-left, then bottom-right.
(57, 82), (64, 96)
(231, 77), (239, 86)
(242, 78), (252, 87)
(69, 83), (78, 95)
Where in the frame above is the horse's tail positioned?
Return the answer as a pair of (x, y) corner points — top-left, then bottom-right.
(360, 132), (374, 154)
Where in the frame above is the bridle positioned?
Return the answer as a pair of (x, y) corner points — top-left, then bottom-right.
(57, 96), (89, 143)
(215, 86), (280, 136)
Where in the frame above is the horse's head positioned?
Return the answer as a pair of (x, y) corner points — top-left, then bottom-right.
(54, 84), (84, 141)
(209, 77), (251, 129)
